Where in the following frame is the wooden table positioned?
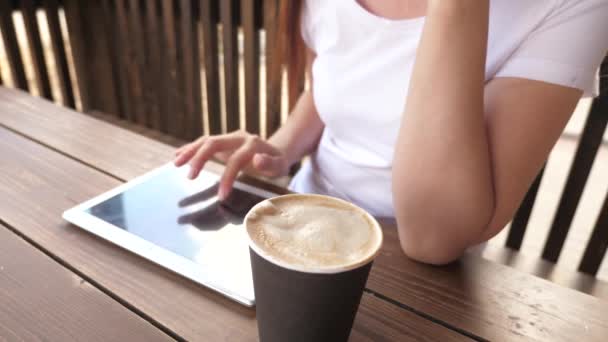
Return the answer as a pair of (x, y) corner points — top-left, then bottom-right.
(0, 87), (607, 341)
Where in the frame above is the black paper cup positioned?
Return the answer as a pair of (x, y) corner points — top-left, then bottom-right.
(245, 194), (383, 342)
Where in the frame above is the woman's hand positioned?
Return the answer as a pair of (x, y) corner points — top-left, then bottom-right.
(174, 130), (290, 199)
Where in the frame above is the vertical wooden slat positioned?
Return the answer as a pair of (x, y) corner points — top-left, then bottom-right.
(578, 191), (608, 275)
(126, 0), (147, 125)
(99, 0), (127, 118)
(173, 0), (187, 139)
(200, 0), (221, 135)
(180, 0), (203, 139)
(161, 0), (180, 136)
(241, 0), (260, 134)
(506, 167), (546, 250)
(220, 0), (239, 132)
(145, 0), (162, 130)
(21, 0), (52, 99)
(43, 0), (75, 108)
(63, 0), (91, 110)
(542, 86), (608, 262)
(264, 0), (281, 137)
(83, 0), (119, 114)
(112, 0), (135, 121)
(0, 0), (28, 90)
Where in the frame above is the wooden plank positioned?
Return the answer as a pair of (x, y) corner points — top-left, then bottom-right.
(98, 0), (127, 118)
(173, 0), (188, 139)
(0, 126), (257, 341)
(43, 0), (76, 108)
(351, 293), (470, 342)
(578, 191), (608, 275)
(542, 95), (608, 262)
(0, 102), (471, 342)
(220, 0), (240, 132)
(0, 224), (171, 341)
(126, 0), (148, 125)
(63, 0), (92, 110)
(366, 220), (608, 342)
(506, 167), (545, 250)
(263, 0), (281, 137)
(20, 0), (52, 99)
(179, 0), (203, 140)
(479, 243), (608, 301)
(241, 0), (260, 134)
(83, 0), (120, 115)
(161, 0), (181, 136)
(200, 0), (222, 135)
(0, 0), (28, 90)
(144, 0), (163, 130)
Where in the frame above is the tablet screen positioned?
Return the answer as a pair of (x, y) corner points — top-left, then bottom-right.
(85, 167), (267, 264)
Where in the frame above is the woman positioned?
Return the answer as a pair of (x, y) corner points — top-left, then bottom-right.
(175, 0), (608, 264)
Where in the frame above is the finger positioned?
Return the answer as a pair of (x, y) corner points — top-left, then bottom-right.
(218, 139), (257, 200)
(175, 144), (189, 156)
(188, 136), (244, 179)
(252, 153), (288, 177)
(174, 136), (206, 163)
(174, 141), (203, 167)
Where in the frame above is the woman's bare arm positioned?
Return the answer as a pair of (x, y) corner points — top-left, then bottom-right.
(268, 50), (323, 167)
(393, 0), (582, 264)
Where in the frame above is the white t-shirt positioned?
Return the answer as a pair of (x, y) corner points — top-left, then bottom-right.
(289, 0), (608, 217)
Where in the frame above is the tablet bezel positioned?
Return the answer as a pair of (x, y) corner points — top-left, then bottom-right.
(62, 163), (279, 307)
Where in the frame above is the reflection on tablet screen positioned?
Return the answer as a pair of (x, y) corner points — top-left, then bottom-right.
(86, 167), (267, 264)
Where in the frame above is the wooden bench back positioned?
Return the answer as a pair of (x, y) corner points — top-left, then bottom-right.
(62, 0), (292, 141)
(507, 57), (608, 276)
(0, 0), (75, 107)
(0, 0), (293, 141)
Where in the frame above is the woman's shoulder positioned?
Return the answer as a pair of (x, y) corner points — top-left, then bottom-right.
(489, 0), (608, 95)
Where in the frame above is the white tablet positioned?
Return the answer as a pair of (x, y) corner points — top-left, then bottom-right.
(62, 163), (279, 306)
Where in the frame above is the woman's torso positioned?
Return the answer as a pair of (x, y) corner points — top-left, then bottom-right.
(290, 0), (605, 216)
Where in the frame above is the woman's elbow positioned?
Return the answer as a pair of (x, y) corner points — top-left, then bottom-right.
(398, 232), (466, 265)
(394, 211), (492, 265)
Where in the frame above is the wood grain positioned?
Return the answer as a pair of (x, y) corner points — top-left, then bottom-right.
(0, 0), (28, 90)
(0, 126), (257, 341)
(220, 0), (240, 132)
(125, 0), (148, 126)
(368, 221), (608, 342)
(43, 0), (76, 108)
(2, 87), (607, 341)
(144, 0), (163, 130)
(0, 120), (465, 341)
(478, 243), (608, 301)
(200, 0), (222, 135)
(100, 0), (130, 119)
(20, 0), (53, 99)
(242, 0), (260, 134)
(161, 0), (181, 136)
(263, 0), (282, 137)
(179, 0), (203, 139)
(114, 0), (136, 122)
(0, 224), (171, 341)
(352, 293), (470, 341)
(63, 0), (91, 110)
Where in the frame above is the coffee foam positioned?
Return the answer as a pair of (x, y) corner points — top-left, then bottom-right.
(245, 194), (382, 272)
